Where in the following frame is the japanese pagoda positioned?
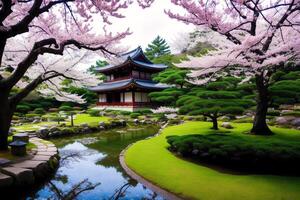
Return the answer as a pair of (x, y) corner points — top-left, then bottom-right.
(89, 47), (169, 111)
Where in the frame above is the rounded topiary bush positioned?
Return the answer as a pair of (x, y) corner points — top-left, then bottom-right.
(16, 105), (31, 113)
(167, 134), (300, 175)
(130, 112), (140, 119)
(34, 108), (46, 115)
(87, 109), (100, 117)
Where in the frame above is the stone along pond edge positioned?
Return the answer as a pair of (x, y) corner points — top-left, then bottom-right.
(0, 137), (59, 189)
(119, 123), (183, 200)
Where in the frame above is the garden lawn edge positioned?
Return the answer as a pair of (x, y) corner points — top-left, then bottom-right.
(120, 146), (183, 200)
(124, 121), (300, 200)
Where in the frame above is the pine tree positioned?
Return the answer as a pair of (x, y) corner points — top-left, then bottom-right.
(145, 36), (171, 60)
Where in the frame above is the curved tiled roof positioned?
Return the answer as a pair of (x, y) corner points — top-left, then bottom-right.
(95, 47), (168, 73)
(89, 78), (169, 92)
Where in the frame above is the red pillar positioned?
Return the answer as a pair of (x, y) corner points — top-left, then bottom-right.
(132, 91), (135, 106)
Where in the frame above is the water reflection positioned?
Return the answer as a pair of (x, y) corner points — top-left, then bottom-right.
(30, 125), (164, 200)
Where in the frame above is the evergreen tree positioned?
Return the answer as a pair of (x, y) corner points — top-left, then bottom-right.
(87, 60), (109, 76)
(145, 36), (171, 60)
(177, 78), (255, 130)
(269, 70), (300, 107)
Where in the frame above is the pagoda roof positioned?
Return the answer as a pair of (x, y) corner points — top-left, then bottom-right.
(89, 78), (169, 92)
(95, 47), (168, 73)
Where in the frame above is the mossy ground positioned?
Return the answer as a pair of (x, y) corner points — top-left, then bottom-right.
(125, 121), (300, 200)
(13, 114), (109, 131)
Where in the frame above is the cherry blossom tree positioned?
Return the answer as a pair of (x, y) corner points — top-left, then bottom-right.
(0, 0), (154, 150)
(166, 0), (300, 135)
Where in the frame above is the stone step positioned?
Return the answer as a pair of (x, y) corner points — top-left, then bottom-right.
(12, 160), (47, 170)
(0, 167), (34, 186)
(32, 155), (51, 161)
(0, 172), (13, 187)
(46, 147), (57, 152)
(0, 158), (11, 167)
(11, 160), (49, 179)
(36, 151), (57, 156)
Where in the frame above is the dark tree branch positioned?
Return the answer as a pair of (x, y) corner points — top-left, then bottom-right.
(262, 0), (297, 52)
(9, 75), (43, 105)
(9, 70), (76, 105)
(0, 0), (12, 23)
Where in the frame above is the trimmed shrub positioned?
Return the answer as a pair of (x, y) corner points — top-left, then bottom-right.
(281, 111), (300, 117)
(120, 111), (131, 115)
(130, 112), (140, 118)
(167, 134), (300, 175)
(267, 110), (280, 116)
(87, 109), (101, 117)
(16, 105), (31, 113)
(34, 108), (46, 115)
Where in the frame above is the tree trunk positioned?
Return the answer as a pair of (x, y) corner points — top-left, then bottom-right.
(71, 114), (74, 127)
(0, 93), (13, 150)
(0, 38), (7, 67)
(211, 117), (218, 130)
(251, 74), (273, 135)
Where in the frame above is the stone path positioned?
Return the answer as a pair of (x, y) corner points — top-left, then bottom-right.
(0, 137), (58, 188)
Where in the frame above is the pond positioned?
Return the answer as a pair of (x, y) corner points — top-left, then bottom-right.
(26, 125), (164, 200)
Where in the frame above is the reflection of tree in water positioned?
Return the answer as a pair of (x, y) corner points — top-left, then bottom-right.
(39, 125), (161, 200)
(89, 125), (159, 173)
(42, 151), (130, 200)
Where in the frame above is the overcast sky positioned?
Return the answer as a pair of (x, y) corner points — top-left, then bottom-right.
(108, 1), (195, 53)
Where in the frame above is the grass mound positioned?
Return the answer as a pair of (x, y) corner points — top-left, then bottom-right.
(125, 122), (300, 200)
(167, 133), (300, 175)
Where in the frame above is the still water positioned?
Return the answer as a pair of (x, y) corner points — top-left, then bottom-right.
(28, 125), (164, 200)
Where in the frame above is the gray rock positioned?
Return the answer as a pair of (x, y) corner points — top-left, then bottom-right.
(1, 167), (34, 186)
(276, 116), (295, 125)
(9, 128), (16, 134)
(49, 131), (61, 137)
(99, 121), (105, 127)
(133, 119), (139, 124)
(80, 123), (89, 127)
(291, 118), (300, 127)
(221, 122), (233, 129)
(38, 128), (48, 134)
(119, 120), (126, 126)
(192, 149), (199, 155)
(82, 127), (91, 133)
(32, 119), (40, 124)
(49, 127), (59, 132)
(220, 116), (230, 120)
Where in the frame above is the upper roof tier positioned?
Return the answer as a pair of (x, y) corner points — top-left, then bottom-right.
(95, 47), (168, 73)
(89, 78), (169, 92)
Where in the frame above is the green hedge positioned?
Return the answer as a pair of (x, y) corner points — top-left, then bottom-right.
(167, 134), (300, 175)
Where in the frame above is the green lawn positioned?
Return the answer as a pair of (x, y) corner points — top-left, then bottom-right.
(13, 114), (109, 131)
(125, 122), (300, 200)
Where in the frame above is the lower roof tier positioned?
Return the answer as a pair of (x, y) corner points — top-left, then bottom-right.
(89, 78), (169, 92)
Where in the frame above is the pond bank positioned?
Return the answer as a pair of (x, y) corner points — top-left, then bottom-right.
(27, 124), (164, 199)
(119, 122), (183, 200)
(0, 137), (59, 190)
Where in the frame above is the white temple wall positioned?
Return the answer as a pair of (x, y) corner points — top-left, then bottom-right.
(99, 94), (107, 102)
(124, 92), (132, 102)
(135, 92), (150, 102)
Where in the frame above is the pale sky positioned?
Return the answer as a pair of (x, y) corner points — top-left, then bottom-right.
(108, 1), (195, 53)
